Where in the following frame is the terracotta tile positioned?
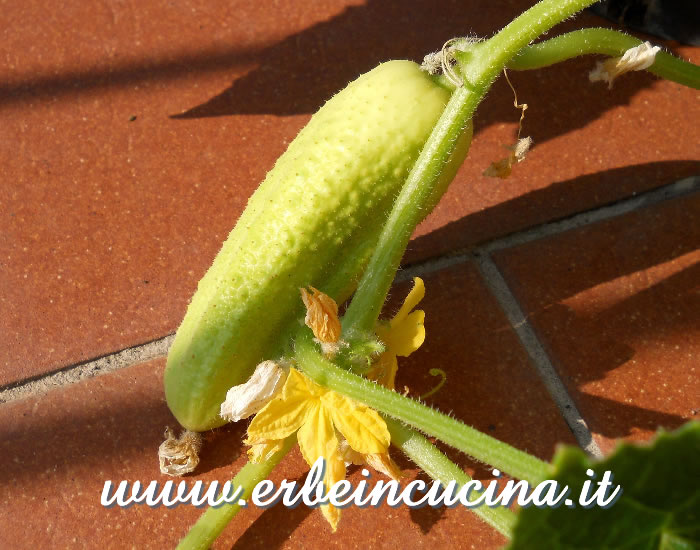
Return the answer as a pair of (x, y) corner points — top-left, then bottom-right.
(0, 262), (576, 548)
(391, 262), (578, 462)
(493, 193), (700, 454)
(3, 0), (697, 384)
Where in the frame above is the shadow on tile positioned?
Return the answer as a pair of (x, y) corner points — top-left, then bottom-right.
(0, 378), (247, 486)
(407, 161), (700, 261)
(575, 392), (694, 449)
(407, 469), (450, 534)
(0, 45), (261, 108)
(489, 189), (699, 443)
(513, 263), (697, 440)
(229, 474), (313, 550)
(3, 0), (661, 148)
(535, 262), (699, 380)
(169, 1), (658, 149)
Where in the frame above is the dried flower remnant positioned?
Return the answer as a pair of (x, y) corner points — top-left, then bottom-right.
(220, 360), (289, 422)
(300, 287), (341, 343)
(483, 136), (534, 179)
(301, 286), (343, 355)
(158, 427), (202, 476)
(589, 41), (661, 88)
(484, 70), (533, 179)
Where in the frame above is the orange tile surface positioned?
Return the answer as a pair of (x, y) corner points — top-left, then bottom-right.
(1, 0), (698, 548)
(493, 194), (700, 454)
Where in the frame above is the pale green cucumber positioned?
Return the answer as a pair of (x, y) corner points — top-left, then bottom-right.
(165, 60), (472, 431)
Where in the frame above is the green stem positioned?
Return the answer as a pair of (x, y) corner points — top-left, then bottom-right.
(340, 83), (475, 334)
(341, 0), (597, 334)
(295, 332), (549, 485)
(176, 436), (295, 550)
(387, 418), (516, 538)
(460, 0), (598, 86)
(508, 28), (700, 89)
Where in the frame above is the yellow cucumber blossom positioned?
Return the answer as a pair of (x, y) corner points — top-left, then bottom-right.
(369, 277), (426, 390)
(221, 284), (425, 529)
(245, 368), (391, 530)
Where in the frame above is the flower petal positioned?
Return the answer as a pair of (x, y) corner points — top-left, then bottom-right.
(246, 372), (313, 443)
(297, 403), (335, 468)
(287, 367), (328, 400)
(158, 428), (202, 476)
(320, 451), (346, 531)
(323, 392), (390, 455)
(338, 438), (365, 466)
(387, 309), (425, 357)
(366, 351), (398, 390)
(339, 440), (403, 482)
(589, 41), (660, 89)
(365, 452), (403, 482)
(391, 277), (425, 325)
(297, 407), (346, 532)
(220, 360), (288, 422)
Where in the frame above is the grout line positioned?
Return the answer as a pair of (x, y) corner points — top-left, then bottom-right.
(480, 176), (699, 254)
(0, 333), (175, 405)
(399, 176), (699, 281)
(3, 176), (697, 406)
(474, 253), (602, 458)
(395, 251), (472, 282)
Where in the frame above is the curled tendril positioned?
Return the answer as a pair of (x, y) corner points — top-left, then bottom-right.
(420, 368), (447, 399)
(441, 38), (465, 87)
(421, 37), (481, 87)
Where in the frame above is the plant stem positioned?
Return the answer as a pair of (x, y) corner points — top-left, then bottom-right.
(387, 418), (516, 538)
(340, 83), (475, 334)
(461, 0), (598, 86)
(341, 0), (598, 334)
(295, 332), (549, 484)
(507, 28), (700, 88)
(176, 436), (295, 550)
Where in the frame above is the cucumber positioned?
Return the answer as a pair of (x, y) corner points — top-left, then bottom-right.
(165, 60), (472, 431)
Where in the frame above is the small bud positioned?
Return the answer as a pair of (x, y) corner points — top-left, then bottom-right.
(589, 41), (661, 89)
(300, 287), (341, 344)
(220, 360), (288, 422)
(158, 428), (202, 476)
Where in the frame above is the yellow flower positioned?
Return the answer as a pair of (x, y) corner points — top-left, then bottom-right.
(369, 277), (426, 390)
(246, 368), (390, 530)
(238, 283), (423, 529)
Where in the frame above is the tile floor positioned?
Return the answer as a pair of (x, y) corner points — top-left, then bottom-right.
(1, 0), (698, 548)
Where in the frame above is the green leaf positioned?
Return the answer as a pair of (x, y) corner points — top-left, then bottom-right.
(508, 421), (700, 550)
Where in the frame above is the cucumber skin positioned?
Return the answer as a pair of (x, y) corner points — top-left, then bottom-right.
(165, 60), (472, 431)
